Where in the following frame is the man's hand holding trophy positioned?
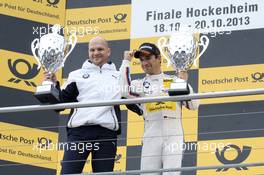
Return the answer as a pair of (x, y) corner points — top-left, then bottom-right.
(31, 24), (77, 103)
(158, 31), (209, 96)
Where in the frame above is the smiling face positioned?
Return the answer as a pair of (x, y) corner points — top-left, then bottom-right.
(88, 36), (111, 67)
(138, 51), (162, 75)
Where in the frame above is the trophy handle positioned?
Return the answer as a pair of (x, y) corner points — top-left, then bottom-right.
(62, 33), (77, 66)
(31, 38), (42, 70)
(157, 37), (172, 67)
(193, 35), (209, 67)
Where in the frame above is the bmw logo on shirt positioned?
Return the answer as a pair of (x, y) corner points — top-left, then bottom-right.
(82, 73), (90, 79)
(143, 81), (150, 88)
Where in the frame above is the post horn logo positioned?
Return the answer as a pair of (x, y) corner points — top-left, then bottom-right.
(33, 0), (59, 8)
(114, 13), (127, 23)
(46, 0), (60, 8)
(8, 58), (40, 87)
(251, 72), (264, 82)
(37, 137), (53, 149)
(215, 144), (251, 172)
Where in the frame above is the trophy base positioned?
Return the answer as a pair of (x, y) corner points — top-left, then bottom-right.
(168, 80), (190, 96)
(34, 84), (60, 104)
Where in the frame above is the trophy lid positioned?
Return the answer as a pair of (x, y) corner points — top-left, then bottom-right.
(39, 24), (65, 50)
(168, 32), (196, 53)
(51, 24), (61, 34)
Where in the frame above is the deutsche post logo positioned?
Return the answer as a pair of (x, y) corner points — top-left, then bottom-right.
(37, 137), (53, 149)
(114, 13), (127, 23)
(8, 58), (40, 87)
(47, 0), (60, 8)
(33, 0), (59, 8)
(215, 144), (251, 172)
(251, 72), (264, 82)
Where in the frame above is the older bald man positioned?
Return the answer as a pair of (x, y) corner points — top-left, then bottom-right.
(44, 36), (123, 174)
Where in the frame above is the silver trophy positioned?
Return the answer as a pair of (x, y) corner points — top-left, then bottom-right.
(158, 32), (209, 96)
(31, 24), (77, 103)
